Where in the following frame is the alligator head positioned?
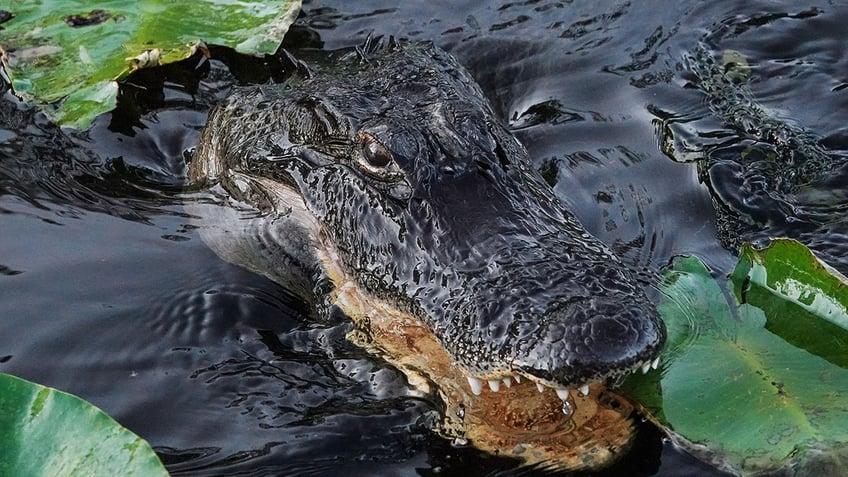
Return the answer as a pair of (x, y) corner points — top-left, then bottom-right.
(191, 40), (665, 464)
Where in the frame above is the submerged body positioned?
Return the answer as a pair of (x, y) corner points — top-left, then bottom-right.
(191, 41), (665, 462)
(686, 48), (848, 274)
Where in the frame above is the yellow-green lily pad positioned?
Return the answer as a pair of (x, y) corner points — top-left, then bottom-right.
(731, 238), (848, 368)
(624, 247), (848, 475)
(0, 0), (301, 129)
(0, 372), (168, 476)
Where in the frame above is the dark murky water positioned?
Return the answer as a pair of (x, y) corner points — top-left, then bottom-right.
(2, 1), (846, 475)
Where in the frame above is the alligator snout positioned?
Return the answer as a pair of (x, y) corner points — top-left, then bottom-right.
(512, 298), (664, 390)
(437, 225), (665, 403)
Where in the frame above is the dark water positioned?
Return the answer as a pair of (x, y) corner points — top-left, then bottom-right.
(1, 1), (846, 475)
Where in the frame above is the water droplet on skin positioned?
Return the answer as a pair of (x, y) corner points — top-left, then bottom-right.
(561, 399), (575, 416)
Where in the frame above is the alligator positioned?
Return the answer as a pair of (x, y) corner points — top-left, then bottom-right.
(189, 39), (666, 467)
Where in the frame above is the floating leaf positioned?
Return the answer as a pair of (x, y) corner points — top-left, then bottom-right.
(624, 253), (848, 475)
(0, 0), (302, 129)
(0, 372), (168, 476)
(731, 238), (848, 368)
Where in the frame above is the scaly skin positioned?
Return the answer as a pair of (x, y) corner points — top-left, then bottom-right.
(190, 41), (665, 465)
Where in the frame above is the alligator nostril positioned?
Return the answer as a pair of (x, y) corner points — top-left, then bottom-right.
(572, 302), (664, 365)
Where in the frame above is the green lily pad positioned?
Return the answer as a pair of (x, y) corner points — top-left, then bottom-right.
(0, 372), (168, 476)
(731, 238), (848, 368)
(625, 252), (848, 475)
(0, 0), (302, 129)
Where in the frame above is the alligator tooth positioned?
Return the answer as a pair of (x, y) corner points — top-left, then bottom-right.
(641, 362), (651, 374)
(514, 375), (521, 384)
(651, 357), (660, 369)
(467, 376), (483, 395)
(488, 380), (501, 392)
(536, 383), (545, 393)
(579, 384), (590, 396)
(502, 377), (512, 388)
(555, 388), (570, 400)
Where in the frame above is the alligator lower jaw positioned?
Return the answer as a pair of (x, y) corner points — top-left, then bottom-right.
(320, 250), (642, 469)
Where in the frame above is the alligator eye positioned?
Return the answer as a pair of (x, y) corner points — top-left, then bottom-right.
(357, 132), (393, 168)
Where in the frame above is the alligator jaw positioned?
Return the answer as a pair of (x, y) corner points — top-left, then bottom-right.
(321, 241), (640, 469)
(463, 353), (661, 405)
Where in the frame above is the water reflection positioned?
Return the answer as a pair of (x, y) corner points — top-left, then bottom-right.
(662, 12), (848, 273)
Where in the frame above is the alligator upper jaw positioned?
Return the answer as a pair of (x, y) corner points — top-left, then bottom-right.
(208, 169), (664, 413)
(462, 355), (661, 405)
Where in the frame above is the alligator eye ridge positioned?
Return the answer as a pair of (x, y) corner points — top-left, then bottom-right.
(357, 131), (393, 168)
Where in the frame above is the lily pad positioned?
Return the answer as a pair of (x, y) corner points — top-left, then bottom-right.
(625, 253), (848, 475)
(0, 0), (302, 129)
(0, 372), (168, 476)
(731, 238), (848, 368)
